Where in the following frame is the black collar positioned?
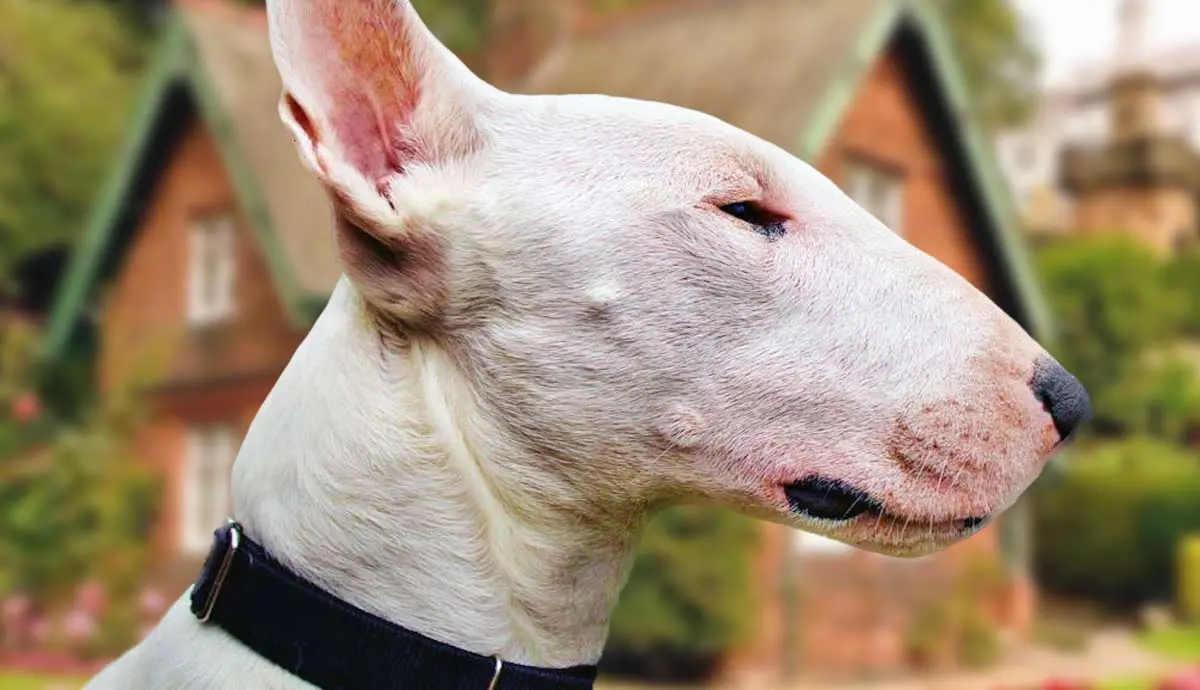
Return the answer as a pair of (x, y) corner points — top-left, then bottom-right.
(189, 522), (598, 690)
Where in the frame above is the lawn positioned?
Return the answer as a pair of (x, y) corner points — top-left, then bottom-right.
(1086, 626), (1200, 690)
(1142, 626), (1200, 662)
(0, 674), (84, 690)
(1, 629), (1197, 690)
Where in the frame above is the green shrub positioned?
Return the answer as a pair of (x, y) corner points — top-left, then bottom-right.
(905, 597), (955, 670)
(601, 506), (760, 681)
(959, 606), (1002, 669)
(0, 315), (159, 607)
(1034, 439), (1200, 609)
(1179, 536), (1200, 623)
(1036, 236), (1184, 434)
(1166, 249), (1200, 338)
(1114, 356), (1200, 444)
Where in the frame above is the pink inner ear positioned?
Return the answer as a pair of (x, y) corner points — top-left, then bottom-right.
(333, 87), (423, 186)
(304, 0), (426, 185)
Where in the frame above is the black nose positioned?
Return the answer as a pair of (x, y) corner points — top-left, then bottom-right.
(1030, 358), (1091, 443)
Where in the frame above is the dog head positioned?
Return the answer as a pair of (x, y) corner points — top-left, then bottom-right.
(265, 0), (1089, 556)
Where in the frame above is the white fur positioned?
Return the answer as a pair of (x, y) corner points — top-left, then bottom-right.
(87, 1), (1071, 687)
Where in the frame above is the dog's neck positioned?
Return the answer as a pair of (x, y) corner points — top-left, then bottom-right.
(229, 278), (641, 669)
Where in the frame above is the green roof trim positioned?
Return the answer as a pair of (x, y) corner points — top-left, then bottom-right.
(43, 18), (189, 360)
(797, 0), (903, 163)
(796, 0), (1054, 346)
(42, 12), (319, 361)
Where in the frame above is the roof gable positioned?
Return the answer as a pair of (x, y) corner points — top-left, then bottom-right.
(44, 8), (333, 360)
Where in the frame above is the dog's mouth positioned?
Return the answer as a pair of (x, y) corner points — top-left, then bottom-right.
(782, 477), (991, 534)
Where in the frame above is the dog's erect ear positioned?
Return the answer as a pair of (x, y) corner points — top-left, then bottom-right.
(266, 0), (491, 327)
(266, 0), (488, 202)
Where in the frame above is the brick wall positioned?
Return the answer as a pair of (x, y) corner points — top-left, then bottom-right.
(99, 115), (304, 395)
(98, 114), (305, 560)
(1075, 185), (1196, 255)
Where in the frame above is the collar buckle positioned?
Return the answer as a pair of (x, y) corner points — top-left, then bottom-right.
(487, 656), (504, 690)
(190, 519), (242, 623)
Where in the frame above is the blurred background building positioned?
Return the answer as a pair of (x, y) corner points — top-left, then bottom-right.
(6, 0), (1200, 689)
(998, 0), (1200, 252)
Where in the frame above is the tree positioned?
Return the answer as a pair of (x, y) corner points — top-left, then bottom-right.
(933, 0), (1042, 129)
(1167, 249), (1200, 338)
(0, 315), (158, 605)
(0, 0), (147, 287)
(1036, 235), (1185, 432)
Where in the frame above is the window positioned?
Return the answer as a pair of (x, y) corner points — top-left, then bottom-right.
(842, 160), (904, 234)
(187, 213), (236, 326)
(181, 425), (239, 554)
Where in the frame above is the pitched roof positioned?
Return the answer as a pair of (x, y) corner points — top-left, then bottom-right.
(521, 0), (881, 151)
(45, 0), (1052, 364)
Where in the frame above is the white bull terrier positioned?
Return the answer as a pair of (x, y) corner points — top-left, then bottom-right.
(86, 0), (1089, 687)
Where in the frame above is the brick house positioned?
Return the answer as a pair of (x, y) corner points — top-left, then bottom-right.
(44, 0), (1053, 679)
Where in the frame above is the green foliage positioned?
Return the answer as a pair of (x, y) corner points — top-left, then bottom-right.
(0, 0), (146, 284)
(0, 318), (59, 457)
(1166, 250), (1200, 338)
(602, 506), (760, 680)
(1180, 536), (1200, 624)
(1036, 236), (1185, 432)
(0, 397), (160, 602)
(1139, 625), (1200, 661)
(1034, 439), (1200, 609)
(411, 0), (491, 53)
(0, 316), (158, 606)
(1115, 355), (1200, 444)
(932, 0), (1042, 128)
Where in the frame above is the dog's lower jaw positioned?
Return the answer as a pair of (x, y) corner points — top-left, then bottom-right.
(222, 278), (640, 672)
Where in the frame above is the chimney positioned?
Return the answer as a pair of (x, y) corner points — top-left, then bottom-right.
(1115, 0), (1153, 73)
(485, 0), (578, 88)
(1110, 0), (1162, 142)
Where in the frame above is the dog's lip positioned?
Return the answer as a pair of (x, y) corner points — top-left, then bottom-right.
(780, 477), (992, 535)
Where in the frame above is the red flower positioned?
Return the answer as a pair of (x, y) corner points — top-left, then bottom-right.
(1158, 668), (1200, 690)
(1041, 679), (1093, 690)
(76, 581), (107, 617)
(10, 392), (41, 424)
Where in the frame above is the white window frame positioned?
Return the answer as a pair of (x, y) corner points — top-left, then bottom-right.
(186, 213), (236, 327)
(843, 160), (904, 235)
(181, 425), (238, 554)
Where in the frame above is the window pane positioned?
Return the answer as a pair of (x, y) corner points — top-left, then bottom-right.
(187, 214), (236, 325)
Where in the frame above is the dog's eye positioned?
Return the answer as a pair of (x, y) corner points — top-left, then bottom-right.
(719, 201), (787, 240)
